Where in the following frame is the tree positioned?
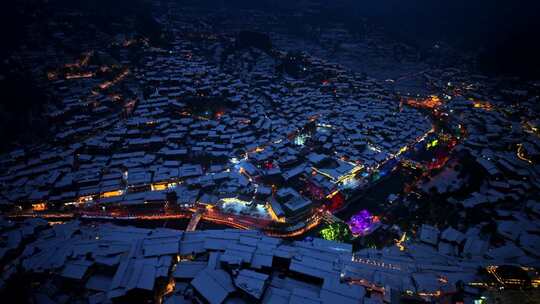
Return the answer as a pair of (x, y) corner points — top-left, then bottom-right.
(320, 222), (353, 243)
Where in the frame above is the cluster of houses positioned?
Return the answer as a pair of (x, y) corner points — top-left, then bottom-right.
(0, 220), (516, 304)
(409, 70), (540, 274)
(0, 2), (539, 303)
(0, 16), (433, 227)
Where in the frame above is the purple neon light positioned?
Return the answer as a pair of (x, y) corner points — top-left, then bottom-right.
(348, 209), (373, 235)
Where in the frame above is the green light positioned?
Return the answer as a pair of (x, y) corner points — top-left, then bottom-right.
(320, 222), (352, 242)
(427, 139), (439, 149)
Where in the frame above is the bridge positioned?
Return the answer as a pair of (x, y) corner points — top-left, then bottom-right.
(186, 210), (203, 232)
(321, 211), (345, 225)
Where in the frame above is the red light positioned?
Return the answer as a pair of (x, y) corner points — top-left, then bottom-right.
(328, 192), (344, 211)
